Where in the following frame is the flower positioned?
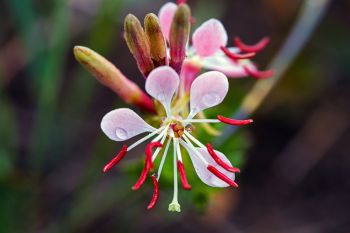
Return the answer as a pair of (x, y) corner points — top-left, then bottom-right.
(74, 0), (271, 212)
(158, 1), (274, 82)
(100, 66), (252, 211)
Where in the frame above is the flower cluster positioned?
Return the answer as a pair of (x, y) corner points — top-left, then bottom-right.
(74, 0), (271, 212)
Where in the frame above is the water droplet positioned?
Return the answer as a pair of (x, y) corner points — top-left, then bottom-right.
(202, 93), (219, 107)
(115, 127), (128, 140)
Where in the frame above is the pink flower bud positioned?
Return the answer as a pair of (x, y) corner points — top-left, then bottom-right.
(73, 46), (155, 113)
(124, 14), (154, 77)
(169, 4), (191, 74)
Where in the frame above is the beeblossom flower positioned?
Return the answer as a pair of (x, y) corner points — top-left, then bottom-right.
(74, 0), (270, 212)
(100, 66), (252, 211)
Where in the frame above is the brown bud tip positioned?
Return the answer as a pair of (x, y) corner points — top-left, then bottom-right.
(144, 13), (167, 67)
(169, 4), (191, 74)
(124, 14), (154, 77)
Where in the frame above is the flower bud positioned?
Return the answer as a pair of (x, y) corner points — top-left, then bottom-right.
(144, 13), (167, 67)
(73, 46), (155, 113)
(124, 14), (154, 77)
(169, 4), (191, 74)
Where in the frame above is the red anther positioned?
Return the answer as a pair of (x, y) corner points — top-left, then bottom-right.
(234, 36), (270, 53)
(217, 115), (253, 126)
(220, 46), (256, 61)
(103, 145), (128, 173)
(243, 65), (274, 79)
(145, 142), (163, 169)
(177, 161), (192, 190)
(132, 162), (150, 191)
(207, 165), (239, 188)
(206, 144), (240, 173)
(147, 175), (159, 210)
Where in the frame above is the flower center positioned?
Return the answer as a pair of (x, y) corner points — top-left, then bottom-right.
(170, 121), (185, 138)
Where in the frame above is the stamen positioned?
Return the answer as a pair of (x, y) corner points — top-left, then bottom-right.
(103, 145), (128, 173)
(206, 144), (240, 173)
(157, 138), (172, 181)
(217, 115), (253, 126)
(207, 165), (239, 188)
(127, 126), (165, 151)
(132, 161), (149, 190)
(151, 124), (170, 143)
(243, 65), (274, 79)
(182, 119), (220, 123)
(175, 139), (191, 190)
(177, 161), (191, 190)
(183, 130), (205, 148)
(152, 128), (169, 161)
(180, 135), (208, 165)
(220, 46), (256, 61)
(234, 36), (270, 53)
(145, 142), (163, 169)
(147, 175), (159, 210)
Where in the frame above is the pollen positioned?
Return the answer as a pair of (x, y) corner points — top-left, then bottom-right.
(170, 121), (185, 138)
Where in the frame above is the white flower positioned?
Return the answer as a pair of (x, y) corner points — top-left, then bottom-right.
(100, 66), (252, 211)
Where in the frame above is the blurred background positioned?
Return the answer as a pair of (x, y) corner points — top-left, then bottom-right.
(1, 0), (349, 232)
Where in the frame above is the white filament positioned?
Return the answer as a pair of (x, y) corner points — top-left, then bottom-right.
(127, 126), (165, 151)
(183, 130), (205, 148)
(157, 138), (171, 181)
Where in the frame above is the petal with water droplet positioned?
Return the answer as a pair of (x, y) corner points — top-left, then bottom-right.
(145, 66), (180, 115)
(101, 108), (156, 141)
(189, 71), (228, 118)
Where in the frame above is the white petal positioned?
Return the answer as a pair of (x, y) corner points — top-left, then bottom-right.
(145, 66), (180, 116)
(192, 19), (228, 57)
(100, 108), (156, 141)
(184, 145), (235, 187)
(158, 2), (177, 41)
(188, 71), (228, 118)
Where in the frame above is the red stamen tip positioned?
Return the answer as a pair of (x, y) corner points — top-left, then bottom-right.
(217, 115), (253, 126)
(207, 165), (239, 188)
(177, 161), (192, 190)
(102, 145), (128, 173)
(132, 162), (150, 191)
(147, 175), (159, 210)
(220, 46), (256, 61)
(243, 66), (274, 79)
(145, 142), (163, 169)
(206, 144), (240, 173)
(234, 36), (270, 53)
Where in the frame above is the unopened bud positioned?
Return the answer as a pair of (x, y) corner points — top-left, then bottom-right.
(124, 14), (154, 77)
(169, 4), (191, 74)
(144, 13), (167, 67)
(73, 46), (155, 113)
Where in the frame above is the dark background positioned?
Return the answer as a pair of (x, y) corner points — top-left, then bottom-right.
(0, 0), (349, 232)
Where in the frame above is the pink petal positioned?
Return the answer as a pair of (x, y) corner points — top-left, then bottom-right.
(158, 2), (177, 41)
(145, 66), (180, 115)
(189, 71), (228, 118)
(101, 108), (156, 141)
(184, 145), (235, 187)
(192, 19), (228, 57)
